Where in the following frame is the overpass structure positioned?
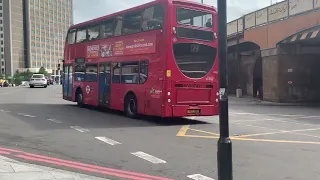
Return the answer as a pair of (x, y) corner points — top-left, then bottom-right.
(227, 0), (320, 103)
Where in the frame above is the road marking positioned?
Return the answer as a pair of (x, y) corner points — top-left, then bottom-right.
(239, 127), (320, 138)
(188, 128), (220, 136)
(0, 109), (11, 113)
(47, 118), (62, 124)
(70, 126), (89, 133)
(297, 116), (320, 119)
(230, 112), (304, 117)
(177, 125), (190, 136)
(187, 174), (215, 180)
(131, 151), (166, 164)
(95, 137), (121, 145)
(23, 114), (36, 118)
(181, 134), (320, 145)
(17, 113), (36, 118)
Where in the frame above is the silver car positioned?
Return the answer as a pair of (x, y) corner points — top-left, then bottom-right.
(29, 74), (48, 88)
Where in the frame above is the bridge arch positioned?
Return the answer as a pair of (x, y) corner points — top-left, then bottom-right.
(227, 41), (262, 98)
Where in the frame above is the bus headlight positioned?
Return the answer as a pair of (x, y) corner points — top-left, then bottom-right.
(168, 99), (171, 103)
(168, 92), (171, 96)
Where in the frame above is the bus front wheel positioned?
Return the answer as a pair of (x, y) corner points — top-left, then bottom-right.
(125, 94), (138, 118)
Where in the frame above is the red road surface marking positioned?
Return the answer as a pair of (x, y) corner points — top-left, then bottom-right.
(0, 150), (11, 155)
(0, 147), (22, 153)
(15, 155), (151, 180)
(20, 152), (172, 180)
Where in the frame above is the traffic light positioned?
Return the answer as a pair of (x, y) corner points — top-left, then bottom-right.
(57, 63), (61, 70)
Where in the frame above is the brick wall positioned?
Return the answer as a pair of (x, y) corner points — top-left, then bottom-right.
(263, 53), (320, 102)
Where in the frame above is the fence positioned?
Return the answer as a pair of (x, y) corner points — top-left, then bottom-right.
(227, 0), (320, 36)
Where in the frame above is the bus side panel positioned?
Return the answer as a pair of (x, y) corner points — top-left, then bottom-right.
(110, 83), (123, 111)
(143, 58), (164, 117)
(82, 82), (99, 106)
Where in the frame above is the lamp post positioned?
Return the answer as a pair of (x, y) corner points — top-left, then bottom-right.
(217, 0), (233, 180)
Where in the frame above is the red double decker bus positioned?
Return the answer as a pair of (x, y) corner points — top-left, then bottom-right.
(62, 0), (219, 118)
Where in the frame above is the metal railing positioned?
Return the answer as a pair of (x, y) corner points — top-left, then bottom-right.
(227, 0), (320, 36)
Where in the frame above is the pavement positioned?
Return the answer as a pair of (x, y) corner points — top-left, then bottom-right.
(0, 85), (320, 180)
(0, 154), (108, 180)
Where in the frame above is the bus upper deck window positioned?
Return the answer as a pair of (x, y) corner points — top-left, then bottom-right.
(142, 5), (164, 31)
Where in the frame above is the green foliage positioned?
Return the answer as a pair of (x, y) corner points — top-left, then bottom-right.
(13, 69), (35, 85)
(38, 67), (48, 75)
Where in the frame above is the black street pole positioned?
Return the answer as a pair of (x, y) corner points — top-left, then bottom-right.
(217, 0), (233, 180)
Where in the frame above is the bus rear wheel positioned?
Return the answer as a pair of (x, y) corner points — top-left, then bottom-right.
(125, 94), (138, 118)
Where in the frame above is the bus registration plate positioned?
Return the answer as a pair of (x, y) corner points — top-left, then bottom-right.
(187, 109), (201, 115)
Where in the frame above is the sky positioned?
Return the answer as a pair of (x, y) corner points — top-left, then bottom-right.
(73, 0), (283, 24)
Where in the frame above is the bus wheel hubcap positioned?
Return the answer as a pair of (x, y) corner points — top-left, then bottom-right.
(129, 99), (136, 114)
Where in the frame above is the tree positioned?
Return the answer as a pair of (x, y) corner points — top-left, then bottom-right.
(38, 67), (48, 75)
(23, 69), (33, 80)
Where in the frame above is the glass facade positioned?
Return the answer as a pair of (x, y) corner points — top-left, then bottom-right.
(29, 0), (73, 70)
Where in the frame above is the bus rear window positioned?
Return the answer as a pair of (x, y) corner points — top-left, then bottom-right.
(173, 43), (216, 79)
(177, 8), (213, 28)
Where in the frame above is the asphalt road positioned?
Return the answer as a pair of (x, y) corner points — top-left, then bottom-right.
(0, 85), (320, 180)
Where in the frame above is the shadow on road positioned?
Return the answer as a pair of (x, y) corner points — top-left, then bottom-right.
(0, 103), (211, 130)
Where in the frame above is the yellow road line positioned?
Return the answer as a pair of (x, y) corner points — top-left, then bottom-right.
(188, 128), (220, 136)
(181, 134), (320, 145)
(176, 125), (190, 136)
(239, 127), (320, 138)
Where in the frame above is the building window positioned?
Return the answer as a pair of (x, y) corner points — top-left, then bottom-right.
(85, 64), (98, 82)
(0, 13), (2, 17)
(121, 62), (139, 84)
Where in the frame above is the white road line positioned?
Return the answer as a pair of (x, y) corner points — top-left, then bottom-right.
(95, 137), (121, 145)
(17, 113), (36, 118)
(47, 118), (62, 124)
(131, 151), (166, 164)
(23, 114), (36, 118)
(70, 126), (89, 133)
(187, 174), (215, 180)
(0, 109), (11, 113)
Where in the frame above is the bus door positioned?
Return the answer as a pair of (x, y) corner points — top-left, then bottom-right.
(98, 63), (111, 107)
(63, 65), (73, 100)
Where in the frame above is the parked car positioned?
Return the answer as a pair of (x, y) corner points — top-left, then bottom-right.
(29, 74), (47, 88)
(0, 79), (9, 87)
(45, 76), (53, 85)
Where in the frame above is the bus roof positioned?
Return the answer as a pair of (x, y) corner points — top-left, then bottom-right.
(69, 0), (216, 30)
